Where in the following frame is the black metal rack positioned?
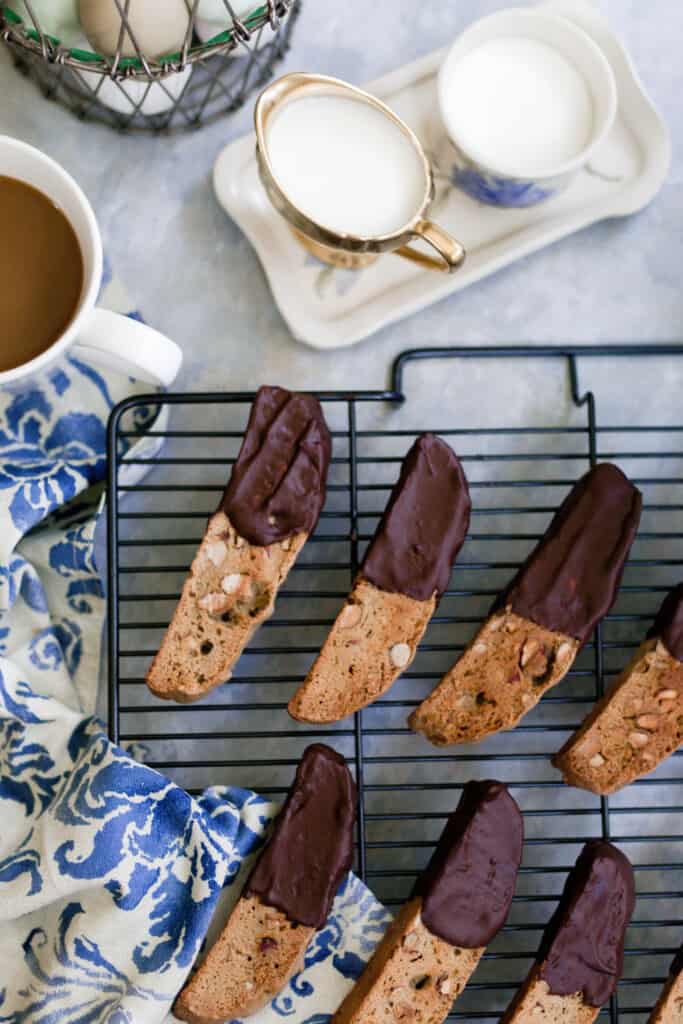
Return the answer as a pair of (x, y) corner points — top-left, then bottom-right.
(107, 346), (683, 1024)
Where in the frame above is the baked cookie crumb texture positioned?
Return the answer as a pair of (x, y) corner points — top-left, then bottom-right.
(289, 578), (435, 722)
(409, 608), (579, 745)
(147, 511), (305, 701)
(554, 637), (683, 794)
(500, 968), (600, 1024)
(173, 895), (314, 1024)
(332, 898), (483, 1024)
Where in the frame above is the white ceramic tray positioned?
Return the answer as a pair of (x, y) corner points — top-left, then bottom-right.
(213, 0), (671, 350)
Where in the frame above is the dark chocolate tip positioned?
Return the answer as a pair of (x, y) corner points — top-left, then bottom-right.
(670, 943), (683, 978)
(245, 743), (357, 928)
(496, 463), (642, 645)
(538, 840), (635, 1007)
(414, 779), (523, 948)
(647, 583), (683, 663)
(219, 386), (332, 547)
(361, 433), (471, 603)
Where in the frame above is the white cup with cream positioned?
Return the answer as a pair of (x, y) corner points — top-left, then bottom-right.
(438, 8), (617, 206)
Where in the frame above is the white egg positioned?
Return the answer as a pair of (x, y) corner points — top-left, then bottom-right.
(195, 0), (259, 43)
(77, 63), (193, 115)
(79, 0), (191, 59)
(8, 0), (81, 47)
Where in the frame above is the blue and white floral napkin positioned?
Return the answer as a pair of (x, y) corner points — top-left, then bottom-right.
(0, 270), (391, 1024)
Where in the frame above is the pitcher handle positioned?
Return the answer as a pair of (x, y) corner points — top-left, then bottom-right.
(394, 220), (466, 274)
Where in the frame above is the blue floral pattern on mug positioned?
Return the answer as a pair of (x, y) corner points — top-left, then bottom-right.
(0, 277), (393, 1023)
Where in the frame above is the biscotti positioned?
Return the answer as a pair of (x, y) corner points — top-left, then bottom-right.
(289, 434), (471, 723)
(146, 386), (331, 702)
(554, 582), (683, 794)
(332, 779), (523, 1024)
(174, 744), (356, 1024)
(410, 463), (642, 746)
(648, 946), (683, 1024)
(174, 893), (315, 1024)
(501, 840), (635, 1024)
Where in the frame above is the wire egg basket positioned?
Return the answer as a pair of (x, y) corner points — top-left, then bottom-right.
(0, 0), (300, 133)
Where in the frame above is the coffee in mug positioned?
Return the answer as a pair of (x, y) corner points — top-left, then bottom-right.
(0, 135), (182, 393)
(0, 175), (84, 374)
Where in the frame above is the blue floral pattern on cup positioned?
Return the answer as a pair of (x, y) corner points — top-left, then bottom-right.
(451, 166), (556, 207)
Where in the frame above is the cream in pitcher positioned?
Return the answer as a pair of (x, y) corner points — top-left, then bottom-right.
(255, 73), (466, 273)
(265, 94), (428, 237)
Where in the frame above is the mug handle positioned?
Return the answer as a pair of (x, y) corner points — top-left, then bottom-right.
(71, 307), (183, 387)
(395, 220), (466, 274)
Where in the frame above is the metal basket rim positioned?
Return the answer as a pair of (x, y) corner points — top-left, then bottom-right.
(0, 0), (292, 78)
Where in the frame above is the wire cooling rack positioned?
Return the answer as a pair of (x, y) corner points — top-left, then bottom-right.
(107, 345), (683, 1024)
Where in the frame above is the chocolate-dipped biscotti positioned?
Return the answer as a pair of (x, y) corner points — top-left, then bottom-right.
(146, 386), (331, 702)
(332, 780), (523, 1024)
(174, 744), (356, 1024)
(554, 582), (683, 794)
(289, 433), (471, 723)
(501, 840), (634, 1024)
(410, 463), (642, 746)
(648, 945), (683, 1024)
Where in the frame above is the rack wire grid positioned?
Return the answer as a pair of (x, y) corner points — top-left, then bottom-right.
(108, 345), (683, 1024)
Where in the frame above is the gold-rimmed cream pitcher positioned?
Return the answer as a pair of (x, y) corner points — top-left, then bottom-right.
(254, 72), (466, 274)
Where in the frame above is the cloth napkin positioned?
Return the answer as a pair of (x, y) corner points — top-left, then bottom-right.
(0, 269), (391, 1024)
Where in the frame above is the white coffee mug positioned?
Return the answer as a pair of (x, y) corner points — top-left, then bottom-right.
(0, 136), (182, 392)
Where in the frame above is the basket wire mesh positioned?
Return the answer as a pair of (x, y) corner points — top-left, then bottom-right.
(0, 0), (299, 132)
(107, 346), (683, 1023)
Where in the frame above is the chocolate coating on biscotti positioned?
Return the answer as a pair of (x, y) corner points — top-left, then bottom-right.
(670, 944), (683, 978)
(496, 463), (642, 646)
(219, 386), (331, 547)
(648, 583), (683, 663)
(413, 780), (523, 948)
(538, 840), (635, 1006)
(246, 743), (356, 928)
(361, 433), (471, 603)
